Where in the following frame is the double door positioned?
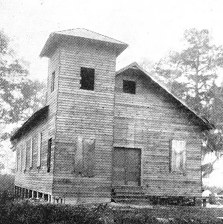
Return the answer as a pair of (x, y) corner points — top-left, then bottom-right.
(113, 147), (141, 186)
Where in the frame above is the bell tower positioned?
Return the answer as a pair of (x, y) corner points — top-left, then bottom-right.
(40, 28), (128, 203)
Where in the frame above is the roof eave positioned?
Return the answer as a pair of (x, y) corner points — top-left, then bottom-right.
(40, 33), (58, 57)
(40, 33), (128, 58)
(10, 106), (49, 142)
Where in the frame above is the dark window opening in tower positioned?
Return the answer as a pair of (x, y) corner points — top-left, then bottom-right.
(80, 67), (95, 91)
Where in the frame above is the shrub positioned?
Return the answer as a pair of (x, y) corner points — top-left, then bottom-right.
(0, 202), (107, 224)
(0, 174), (14, 194)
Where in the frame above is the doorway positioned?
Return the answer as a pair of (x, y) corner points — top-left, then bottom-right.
(113, 147), (141, 186)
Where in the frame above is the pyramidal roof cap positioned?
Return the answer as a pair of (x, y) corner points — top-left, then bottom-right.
(40, 28), (128, 57)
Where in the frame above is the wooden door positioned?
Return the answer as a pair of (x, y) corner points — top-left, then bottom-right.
(113, 148), (141, 186)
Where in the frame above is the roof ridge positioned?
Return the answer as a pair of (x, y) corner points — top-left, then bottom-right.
(55, 28), (127, 45)
(81, 28), (127, 45)
(55, 27), (82, 33)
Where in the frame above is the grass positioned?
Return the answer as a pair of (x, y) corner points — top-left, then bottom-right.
(0, 199), (222, 224)
(0, 175), (223, 223)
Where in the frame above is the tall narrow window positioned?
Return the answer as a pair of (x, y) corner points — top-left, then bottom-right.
(47, 138), (52, 173)
(23, 143), (27, 172)
(37, 132), (42, 168)
(16, 147), (19, 172)
(30, 138), (33, 168)
(80, 67), (95, 90)
(25, 140), (31, 170)
(51, 71), (55, 92)
(123, 80), (136, 94)
(170, 140), (186, 173)
(20, 146), (22, 172)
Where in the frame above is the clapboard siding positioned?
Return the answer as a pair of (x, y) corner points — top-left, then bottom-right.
(46, 48), (60, 114)
(15, 117), (54, 194)
(52, 41), (116, 200)
(14, 48), (59, 194)
(114, 70), (203, 197)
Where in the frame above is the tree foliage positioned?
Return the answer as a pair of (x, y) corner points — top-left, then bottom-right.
(0, 31), (45, 126)
(141, 29), (223, 156)
(155, 28), (223, 119)
(144, 28), (223, 178)
(0, 30), (45, 172)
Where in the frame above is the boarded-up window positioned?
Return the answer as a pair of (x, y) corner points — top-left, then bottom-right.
(170, 140), (186, 173)
(75, 136), (83, 174)
(37, 132), (42, 168)
(47, 138), (52, 172)
(30, 138), (33, 168)
(74, 137), (95, 177)
(83, 138), (96, 177)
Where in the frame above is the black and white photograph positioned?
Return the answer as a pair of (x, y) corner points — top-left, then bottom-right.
(1, 0), (223, 223)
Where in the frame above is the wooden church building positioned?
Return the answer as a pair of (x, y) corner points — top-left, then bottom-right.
(11, 28), (213, 204)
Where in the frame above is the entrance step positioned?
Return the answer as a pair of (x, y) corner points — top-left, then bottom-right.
(111, 186), (150, 203)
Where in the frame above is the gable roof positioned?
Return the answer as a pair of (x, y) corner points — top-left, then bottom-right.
(10, 105), (49, 142)
(10, 62), (213, 143)
(40, 28), (128, 57)
(116, 62), (213, 130)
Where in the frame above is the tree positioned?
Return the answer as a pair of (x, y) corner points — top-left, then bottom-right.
(0, 30), (45, 173)
(155, 28), (223, 119)
(145, 28), (223, 180)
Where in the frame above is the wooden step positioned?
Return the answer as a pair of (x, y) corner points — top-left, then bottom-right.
(114, 193), (145, 197)
(113, 194), (147, 198)
(112, 186), (143, 190)
(113, 197), (151, 204)
(111, 186), (148, 203)
(112, 187), (144, 194)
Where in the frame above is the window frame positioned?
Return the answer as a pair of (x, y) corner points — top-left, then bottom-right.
(80, 67), (95, 91)
(47, 138), (52, 173)
(23, 142), (27, 172)
(29, 137), (33, 169)
(16, 147), (19, 172)
(20, 145), (22, 172)
(37, 132), (42, 168)
(51, 71), (55, 93)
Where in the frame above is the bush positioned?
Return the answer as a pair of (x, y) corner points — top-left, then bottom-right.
(0, 202), (108, 224)
(0, 174), (14, 194)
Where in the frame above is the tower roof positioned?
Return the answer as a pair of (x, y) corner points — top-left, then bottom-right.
(40, 28), (128, 57)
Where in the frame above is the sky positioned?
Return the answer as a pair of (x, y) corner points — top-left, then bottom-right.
(1, 0), (223, 83)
